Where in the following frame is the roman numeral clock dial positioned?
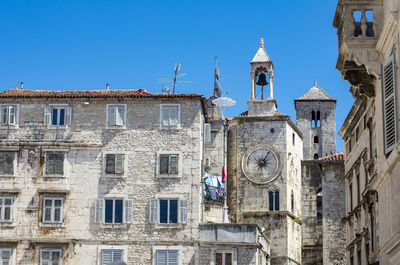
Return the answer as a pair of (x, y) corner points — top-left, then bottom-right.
(241, 146), (282, 184)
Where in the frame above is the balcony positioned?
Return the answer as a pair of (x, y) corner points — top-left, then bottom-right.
(333, 0), (383, 98)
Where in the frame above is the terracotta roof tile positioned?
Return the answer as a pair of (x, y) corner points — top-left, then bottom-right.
(318, 151), (344, 162)
(0, 88), (204, 99)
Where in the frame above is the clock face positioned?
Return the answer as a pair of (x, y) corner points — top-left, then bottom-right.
(241, 145), (281, 184)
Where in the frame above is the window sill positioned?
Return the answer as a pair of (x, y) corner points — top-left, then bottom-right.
(100, 223), (129, 229)
(103, 174), (126, 179)
(0, 125), (19, 129)
(0, 174), (15, 178)
(43, 175), (65, 178)
(157, 174), (181, 179)
(154, 223), (184, 229)
(106, 125), (126, 130)
(46, 125), (69, 130)
(160, 126), (181, 130)
(0, 222), (15, 228)
(40, 222), (65, 228)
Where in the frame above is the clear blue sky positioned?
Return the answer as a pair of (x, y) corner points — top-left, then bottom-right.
(0, 0), (353, 151)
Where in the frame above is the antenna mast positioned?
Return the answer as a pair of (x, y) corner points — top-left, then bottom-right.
(172, 63), (180, 94)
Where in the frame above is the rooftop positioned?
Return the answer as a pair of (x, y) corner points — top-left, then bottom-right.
(251, 38), (272, 64)
(295, 83), (335, 101)
(318, 151), (344, 162)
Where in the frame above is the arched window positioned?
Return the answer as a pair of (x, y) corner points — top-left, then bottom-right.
(268, 191), (280, 211)
(314, 136), (319, 143)
(311, 111), (316, 128)
(314, 153), (319, 159)
(316, 111), (321, 127)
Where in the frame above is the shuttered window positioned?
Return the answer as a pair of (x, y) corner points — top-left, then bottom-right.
(43, 106), (72, 126)
(156, 250), (179, 265)
(94, 198), (133, 224)
(1, 105), (17, 126)
(0, 196), (14, 223)
(382, 54), (398, 155)
(159, 154), (179, 175)
(40, 248), (62, 265)
(0, 152), (14, 175)
(45, 153), (64, 175)
(42, 197), (64, 224)
(105, 154), (125, 174)
(149, 198), (187, 224)
(108, 105), (125, 126)
(101, 249), (124, 265)
(161, 105), (180, 128)
(0, 248), (12, 265)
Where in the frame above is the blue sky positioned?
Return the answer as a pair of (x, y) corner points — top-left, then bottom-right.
(0, 0), (353, 151)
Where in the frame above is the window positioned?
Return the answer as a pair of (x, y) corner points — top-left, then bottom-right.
(370, 204), (376, 251)
(42, 197), (64, 224)
(95, 198), (133, 224)
(355, 126), (359, 142)
(155, 250), (179, 265)
(292, 133), (295, 146)
(311, 110), (320, 128)
(101, 249), (124, 265)
(357, 249), (361, 265)
(0, 152), (15, 175)
(40, 248), (62, 265)
(349, 182), (353, 211)
(205, 124), (218, 146)
(44, 105), (71, 126)
(105, 154), (125, 175)
(268, 191), (279, 211)
(161, 104), (180, 128)
(356, 173), (360, 205)
(159, 154), (179, 175)
(382, 54), (398, 155)
(317, 194), (323, 226)
(313, 153), (319, 159)
(149, 198), (187, 224)
(216, 252), (232, 265)
(0, 196), (14, 223)
(1, 105), (17, 126)
(314, 136), (319, 144)
(0, 248), (12, 265)
(45, 153), (64, 176)
(107, 105), (126, 127)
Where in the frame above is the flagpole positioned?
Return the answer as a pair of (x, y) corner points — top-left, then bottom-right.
(213, 56), (217, 97)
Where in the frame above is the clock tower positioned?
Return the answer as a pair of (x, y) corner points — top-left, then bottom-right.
(227, 39), (303, 265)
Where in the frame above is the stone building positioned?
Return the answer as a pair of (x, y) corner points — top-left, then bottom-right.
(333, 0), (400, 264)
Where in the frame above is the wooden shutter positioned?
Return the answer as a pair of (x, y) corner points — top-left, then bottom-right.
(124, 198), (133, 223)
(101, 250), (112, 265)
(169, 155), (178, 174)
(156, 250), (167, 265)
(2, 106), (8, 125)
(105, 154), (115, 174)
(46, 154), (55, 175)
(95, 199), (104, 223)
(179, 199), (188, 224)
(65, 107), (72, 125)
(204, 123), (211, 144)
(112, 250), (123, 262)
(54, 153), (64, 175)
(149, 198), (158, 224)
(108, 106), (116, 126)
(382, 54), (398, 155)
(159, 155), (169, 174)
(161, 106), (169, 127)
(115, 154), (124, 174)
(169, 106), (179, 126)
(44, 107), (52, 125)
(168, 250), (179, 265)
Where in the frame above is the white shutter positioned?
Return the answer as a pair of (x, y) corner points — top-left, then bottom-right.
(65, 107), (72, 125)
(124, 198), (133, 223)
(169, 106), (179, 126)
(44, 107), (52, 125)
(161, 106), (169, 127)
(169, 155), (178, 174)
(108, 106), (116, 126)
(116, 106), (124, 126)
(179, 199), (188, 224)
(101, 250), (112, 265)
(156, 250), (167, 265)
(115, 154), (124, 174)
(112, 250), (123, 262)
(204, 123), (211, 144)
(382, 54), (398, 155)
(95, 199), (104, 223)
(168, 250), (179, 265)
(2, 106), (8, 125)
(149, 198), (158, 224)
(8, 106), (16, 125)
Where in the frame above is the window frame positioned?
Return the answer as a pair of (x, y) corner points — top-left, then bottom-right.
(1, 104), (19, 128)
(106, 104), (127, 129)
(160, 104), (181, 129)
(43, 104), (72, 127)
(268, 190), (280, 211)
(0, 247), (13, 265)
(103, 152), (127, 178)
(0, 195), (15, 223)
(94, 197), (133, 225)
(100, 249), (124, 265)
(40, 248), (62, 265)
(149, 196), (188, 226)
(157, 151), (182, 178)
(44, 152), (66, 177)
(41, 196), (64, 226)
(210, 248), (237, 265)
(154, 248), (180, 265)
(0, 152), (17, 177)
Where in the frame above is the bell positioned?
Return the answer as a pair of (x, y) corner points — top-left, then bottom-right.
(256, 73), (268, 87)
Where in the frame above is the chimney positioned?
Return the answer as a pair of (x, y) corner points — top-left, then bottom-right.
(20, 82), (24, 90)
(106, 83), (110, 91)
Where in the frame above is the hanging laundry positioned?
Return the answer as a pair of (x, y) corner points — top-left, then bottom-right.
(222, 166), (226, 183)
(204, 172), (225, 201)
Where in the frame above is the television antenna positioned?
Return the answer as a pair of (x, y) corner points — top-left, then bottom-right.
(158, 63), (192, 94)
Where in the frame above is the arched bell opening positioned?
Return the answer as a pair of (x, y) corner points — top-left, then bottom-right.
(252, 66), (274, 100)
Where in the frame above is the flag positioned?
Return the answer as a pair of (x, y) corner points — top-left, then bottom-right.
(222, 166), (226, 183)
(215, 67), (220, 80)
(214, 81), (222, 97)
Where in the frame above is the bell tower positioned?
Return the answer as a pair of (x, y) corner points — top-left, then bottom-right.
(248, 38), (277, 117)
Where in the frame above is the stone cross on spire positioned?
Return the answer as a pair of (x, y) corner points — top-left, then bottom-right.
(260, 38), (264, 48)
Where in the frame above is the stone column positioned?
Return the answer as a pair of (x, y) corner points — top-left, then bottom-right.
(268, 74), (274, 99)
(251, 72), (255, 100)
